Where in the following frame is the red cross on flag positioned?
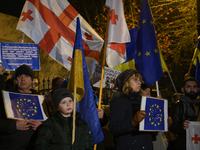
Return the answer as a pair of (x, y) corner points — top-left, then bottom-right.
(186, 121), (200, 150)
(16, 0), (104, 77)
(105, 0), (130, 68)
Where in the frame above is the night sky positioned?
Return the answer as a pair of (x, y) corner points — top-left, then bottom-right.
(0, 0), (26, 17)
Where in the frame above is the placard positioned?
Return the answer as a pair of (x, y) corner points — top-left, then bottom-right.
(0, 42), (40, 70)
(140, 96), (168, 131)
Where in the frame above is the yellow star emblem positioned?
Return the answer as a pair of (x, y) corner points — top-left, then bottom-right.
(142, 19), (146, 24)
(138, 52), (142, 56)
(135, 50), (137, 54)
(150, 20), (154, 25)
(154, 49), (158, 53)
(145, 51), (150, 56)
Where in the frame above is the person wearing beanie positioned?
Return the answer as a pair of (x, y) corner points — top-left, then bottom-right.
(0, 64), (43, 150)
(109, 69), (153, 150)
(35, 88), (93, 150)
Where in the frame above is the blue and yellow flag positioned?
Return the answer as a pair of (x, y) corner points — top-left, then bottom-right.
(193, 38), (200, 66)
(113, 27), (137, 72)
(114, 28), (168, 73)
(135, 0), (164, 87)
(67, 17), (104, 144)
(195, 57), (200, 95)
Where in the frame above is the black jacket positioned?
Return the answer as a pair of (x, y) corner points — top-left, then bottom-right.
(170, 95), (200, 150)
(109, 91), (153, 150)
(0, 75), (39, 150)
(35, 111), (93, 150)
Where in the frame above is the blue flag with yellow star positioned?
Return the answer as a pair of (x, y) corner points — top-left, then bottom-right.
(135, 0), (163, 87)
(140, 96), (168, 131)
(2, 90), (47, 120)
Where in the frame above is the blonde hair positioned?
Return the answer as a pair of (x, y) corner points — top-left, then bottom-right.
(122, 73), (142, 95)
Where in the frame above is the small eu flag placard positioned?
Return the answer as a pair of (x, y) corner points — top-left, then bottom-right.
(2, 90), (47, 120)
(139, 96), (168, 131)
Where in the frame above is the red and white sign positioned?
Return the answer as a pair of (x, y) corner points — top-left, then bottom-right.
(17, 0), (104, 75)
(186, 121), (200, 150)
(105, 0), (130, 68)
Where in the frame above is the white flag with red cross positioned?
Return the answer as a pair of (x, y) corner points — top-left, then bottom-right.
(105, 0), (130, 68)
(16, 0), (104, 77)
(186, 121), (200, 150)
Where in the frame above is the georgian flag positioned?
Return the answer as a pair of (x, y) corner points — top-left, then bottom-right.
(105, 0), (131, 68)
(186, 121), (200, 150)
(16, 0), (104, 77)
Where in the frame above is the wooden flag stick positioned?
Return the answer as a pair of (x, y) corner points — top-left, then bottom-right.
(72, 86), (76, 145)
(98, 12), (110, 109)
(94, 9), (110, 150)
(187, 47), (198, 76)
(187, 36), (200, 76)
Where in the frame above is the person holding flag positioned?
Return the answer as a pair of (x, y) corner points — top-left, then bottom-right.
(0, 64), (43, 150)
(35, 88), (93, 150)
(170, 77), (200, 150)
(109, 69), (153, 150)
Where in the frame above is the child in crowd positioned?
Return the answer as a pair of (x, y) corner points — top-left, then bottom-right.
(35, 88), (93, 150)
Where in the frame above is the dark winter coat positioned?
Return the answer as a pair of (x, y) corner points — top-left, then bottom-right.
(170, 95), (200, 150)
(0, 74), (39, 150)
(109, 91), (153, 150)
(35, 111), (93, 150)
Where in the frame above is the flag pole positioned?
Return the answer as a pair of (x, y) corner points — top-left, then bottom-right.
(21, 33), (25, 43)
(166, 70), (180, 99)
(186, 43), (199, 77)
(72, 86), (76, 144)
(155, 81), (160, 97)
(94, 8), (110, 150)
(72, 49), (77, 145)
(98, 13), (110, 109)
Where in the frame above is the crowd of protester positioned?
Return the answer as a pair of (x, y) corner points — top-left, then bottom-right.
(0, 64), (199, 150)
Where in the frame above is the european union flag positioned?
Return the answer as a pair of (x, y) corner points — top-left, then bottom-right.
(2, 91), (47, 120)
(135, 0), (163, 87)
(10, 93), (43, 120)
(140, 96), (168, 131)
(144, 97), (165, 130)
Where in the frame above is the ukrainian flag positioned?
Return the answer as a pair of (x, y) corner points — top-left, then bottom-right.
(193, 38), (200, 66)
(67, 17), (104, 144)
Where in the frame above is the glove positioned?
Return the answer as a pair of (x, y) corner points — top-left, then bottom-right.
(132, 110), (146, 127)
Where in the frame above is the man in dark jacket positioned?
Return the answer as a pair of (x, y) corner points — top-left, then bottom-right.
(170, 77), (200, 150)
(0, 64), (42, 150)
